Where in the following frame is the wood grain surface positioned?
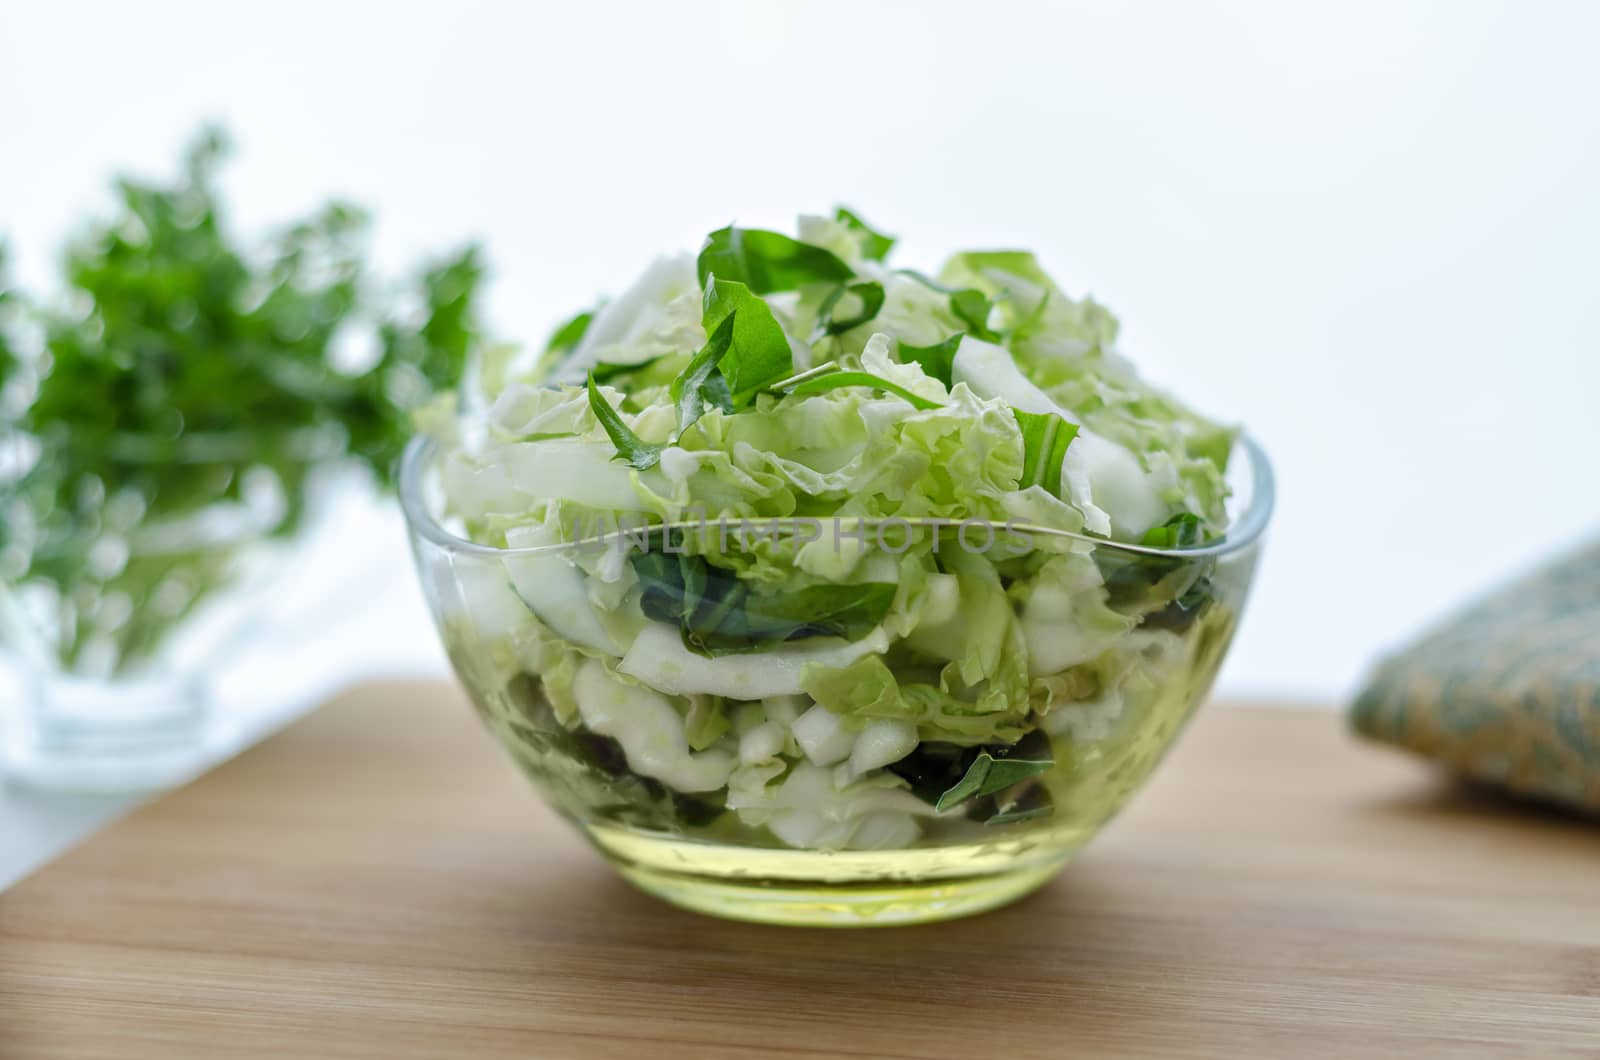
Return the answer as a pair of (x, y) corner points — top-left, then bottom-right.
(2, 684), (1596, 1059)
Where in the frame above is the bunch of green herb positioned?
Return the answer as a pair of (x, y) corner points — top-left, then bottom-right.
(0, 128), (487, 675)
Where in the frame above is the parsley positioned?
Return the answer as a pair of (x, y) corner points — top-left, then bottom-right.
(0, 127), (487, 673)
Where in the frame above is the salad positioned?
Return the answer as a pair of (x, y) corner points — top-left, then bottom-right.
(419, 210), (1242, 854)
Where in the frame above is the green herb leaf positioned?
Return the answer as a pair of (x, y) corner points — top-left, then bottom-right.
(631, 535), (896, 656)
(671, 309), (738, 432)
(814, 280), (886, 337)
(1098, 543), (1214, 634)
(1140, 512), (1203, 549)
(786, 370), (942, 411)
(591, 355), (665, 384)
(1011, 409), (1079, 495)
(697, 226), (854, 293)
(700, 278), (794, 400)
(693, 582), (898, 655)
(896, 334), (964, 387)
(886, 730), (1055, 822)
(983, 785), (1054, 825)
(587, 373), (664, 470)
(1141, 574), (1213, 632)
(696, 367), (734, 414)
(834, 207), (895, 262)
(1106, 511), (1216, 631)
(950, 288), (999, 341)
(544, 307), (596, 359)
(935, 744), (1054, 811)
(899, 271), (1000, 341)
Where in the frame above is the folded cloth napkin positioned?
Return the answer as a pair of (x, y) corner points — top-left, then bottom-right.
(1350, 538), (1600, 814)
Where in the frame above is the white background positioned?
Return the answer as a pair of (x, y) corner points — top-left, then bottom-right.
(4, 0), (1598, 709)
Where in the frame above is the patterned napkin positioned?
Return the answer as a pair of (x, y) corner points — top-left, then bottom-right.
(1350, 538), (1600, 814)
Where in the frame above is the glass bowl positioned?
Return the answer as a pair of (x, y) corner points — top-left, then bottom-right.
(399, 433), (1273, 926)
(1, 466), (287, 791)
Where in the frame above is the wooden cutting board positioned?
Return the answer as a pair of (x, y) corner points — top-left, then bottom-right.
(2, 684), (1596, 1059)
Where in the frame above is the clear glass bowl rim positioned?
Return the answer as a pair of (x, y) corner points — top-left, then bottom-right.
(398, 432), (1275, 561)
